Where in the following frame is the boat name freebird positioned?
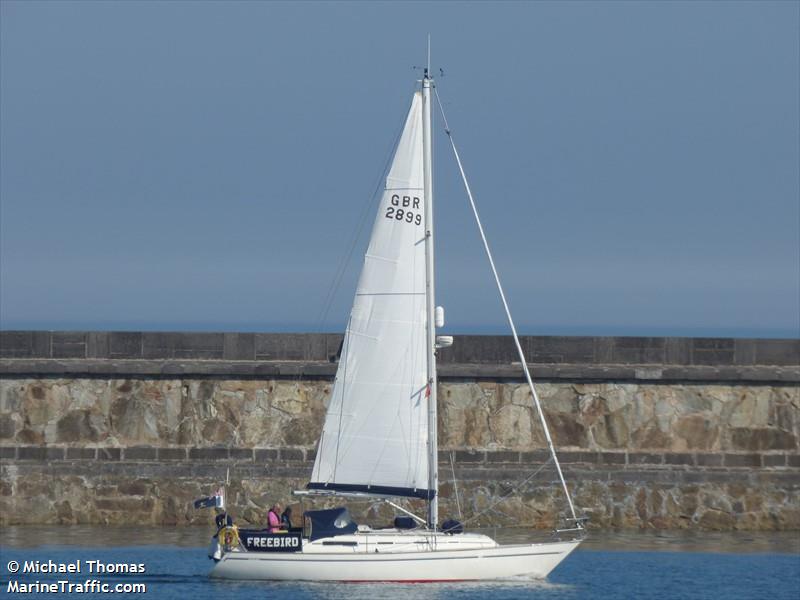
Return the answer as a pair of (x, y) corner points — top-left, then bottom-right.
(242, 531), (303, 552)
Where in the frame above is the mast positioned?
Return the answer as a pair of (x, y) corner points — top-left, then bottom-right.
(422, 52), (438, 530)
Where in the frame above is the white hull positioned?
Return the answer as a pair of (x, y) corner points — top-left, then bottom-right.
(210, 531), (582, 582)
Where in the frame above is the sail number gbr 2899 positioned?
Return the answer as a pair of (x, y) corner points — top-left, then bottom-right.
(385, 194), (422, 226)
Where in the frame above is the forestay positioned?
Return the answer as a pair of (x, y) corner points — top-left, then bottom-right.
(309, 92), (431, 500)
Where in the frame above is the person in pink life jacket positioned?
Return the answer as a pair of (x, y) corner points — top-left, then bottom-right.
(267, 503), (282, 533)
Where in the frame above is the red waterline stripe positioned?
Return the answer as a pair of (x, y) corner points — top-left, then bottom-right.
(341, 579), (476, 584)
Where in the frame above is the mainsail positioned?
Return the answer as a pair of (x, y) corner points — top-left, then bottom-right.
(309, 92), (431, 499)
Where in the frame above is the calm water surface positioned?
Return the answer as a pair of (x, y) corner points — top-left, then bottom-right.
(1, 527), (798, 599)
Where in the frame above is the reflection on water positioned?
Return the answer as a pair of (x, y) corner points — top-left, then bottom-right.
(230, 579), (577, 600)
(1, 525), (798, 554)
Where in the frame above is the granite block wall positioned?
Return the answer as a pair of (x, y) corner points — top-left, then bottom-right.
(1, 332), (797, 530)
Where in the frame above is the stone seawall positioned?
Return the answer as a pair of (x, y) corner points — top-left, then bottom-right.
(1, 332), (798, 530)
(2, 448), (798, 531)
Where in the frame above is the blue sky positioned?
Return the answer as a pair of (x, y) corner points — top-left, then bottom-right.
(1, 1), (798, 338)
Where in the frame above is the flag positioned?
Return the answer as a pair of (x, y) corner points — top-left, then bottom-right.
(194, 486), (225, 510)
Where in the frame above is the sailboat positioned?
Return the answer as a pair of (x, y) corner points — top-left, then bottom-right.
(208, 59), (585, 582)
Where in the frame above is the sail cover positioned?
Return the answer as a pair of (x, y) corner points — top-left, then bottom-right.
(309, 92), (432, 499)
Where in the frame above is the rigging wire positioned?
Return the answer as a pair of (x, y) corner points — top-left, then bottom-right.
(433, 86), (580, 524)
(449, 450), (463, 520)
(454, 457), (554, 528)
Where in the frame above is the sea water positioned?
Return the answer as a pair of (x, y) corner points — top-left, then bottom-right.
(1, 527), (798, 599)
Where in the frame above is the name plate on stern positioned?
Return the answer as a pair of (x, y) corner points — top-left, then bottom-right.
(240, 529), (303, 553)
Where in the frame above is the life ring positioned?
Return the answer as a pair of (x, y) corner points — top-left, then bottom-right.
(221, 525), (239, 548)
